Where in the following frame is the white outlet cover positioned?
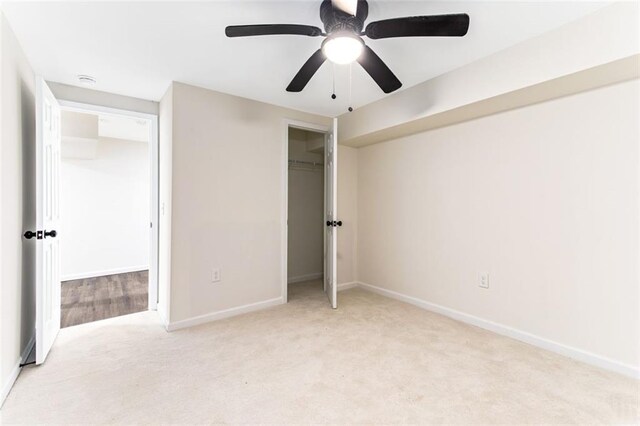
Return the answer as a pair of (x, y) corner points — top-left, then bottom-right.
(479, 273), (489, 289)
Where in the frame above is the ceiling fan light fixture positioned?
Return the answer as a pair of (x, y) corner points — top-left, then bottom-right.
(321, 33), (364, 64)
(226, 0), (470, 93)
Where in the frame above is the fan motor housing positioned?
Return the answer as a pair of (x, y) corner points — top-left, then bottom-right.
(320, 0), (369, 34)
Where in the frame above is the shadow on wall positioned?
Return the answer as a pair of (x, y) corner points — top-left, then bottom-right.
(20, 79), (36, 352)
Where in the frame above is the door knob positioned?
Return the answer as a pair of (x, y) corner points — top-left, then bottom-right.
(24, 231), (38, 240)
(23, 229), (55, 239)
(326, 221), (332, 227)
(333, 221), (342, 227)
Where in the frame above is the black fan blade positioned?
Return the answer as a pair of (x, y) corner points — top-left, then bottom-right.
(286, 49), (327, 92)
(365, 14), (469, 39)
(357, 46), (402, 94)
(225, 24), (323, 38)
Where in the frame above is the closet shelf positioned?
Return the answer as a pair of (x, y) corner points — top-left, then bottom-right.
(288, 159), (324, 171)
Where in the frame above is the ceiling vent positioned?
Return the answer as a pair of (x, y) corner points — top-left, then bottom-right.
(77, 74), (96, 85)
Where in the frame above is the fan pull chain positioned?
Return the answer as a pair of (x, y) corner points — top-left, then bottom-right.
(331, 63), (336, 100)
(348, 63), (353, 112)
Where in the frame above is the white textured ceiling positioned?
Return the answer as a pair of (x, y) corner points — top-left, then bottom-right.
(1, 1), (607, 117)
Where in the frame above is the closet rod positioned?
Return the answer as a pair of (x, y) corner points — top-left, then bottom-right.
(288, 159), (324, 167)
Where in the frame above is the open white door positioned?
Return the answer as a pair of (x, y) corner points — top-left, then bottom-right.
(35, 77), (62, 364)
(324, 118), (338, 309)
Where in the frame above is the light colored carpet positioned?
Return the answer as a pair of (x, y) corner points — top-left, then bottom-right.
(1, 280), (638, 424)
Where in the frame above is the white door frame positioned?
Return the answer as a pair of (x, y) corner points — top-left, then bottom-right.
(57, 100), (160, 310)
(281, 119), (330, 303)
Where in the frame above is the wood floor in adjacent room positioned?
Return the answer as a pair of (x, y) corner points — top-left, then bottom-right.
(2, 280), (638, 424)
(61, 270), (148, 328)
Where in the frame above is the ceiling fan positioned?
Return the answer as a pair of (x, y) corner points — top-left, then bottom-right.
(225, 0), (470, 94)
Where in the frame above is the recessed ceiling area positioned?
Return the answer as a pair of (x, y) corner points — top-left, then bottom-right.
(63, 110), (150, 143)
(99, 115), (150, 143)
(60, 110), (149, 160)
(0, 1), (608, 116)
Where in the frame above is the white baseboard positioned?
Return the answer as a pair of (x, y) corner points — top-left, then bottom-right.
(287, 272), (323, 284)
(1, 332), (35, 408)
(337, 281), (358, 291)
(356, 282), (640, 379)
(62, 265), (149, 281)
(167, 297), (283, 332)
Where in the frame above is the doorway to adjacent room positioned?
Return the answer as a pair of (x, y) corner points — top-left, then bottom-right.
(58, 107), (155, 328)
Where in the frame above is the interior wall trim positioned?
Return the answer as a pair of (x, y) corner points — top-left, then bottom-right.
(166, 280), (358, 332)
(61, 265), (149, 282)
(1, 332), (35, 408)
(166, 297), (284, 332)
(337, 282), (359, 291)
(355, 281), (640, 379)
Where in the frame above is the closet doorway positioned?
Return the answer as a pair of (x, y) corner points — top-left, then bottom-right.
(286, 126), (328, 303)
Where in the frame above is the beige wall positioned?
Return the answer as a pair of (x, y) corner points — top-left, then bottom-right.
(0, 11), (36, 403)
(167, 82), (331, 324)
(287, 129), (324, 282)
(357, 79), (640, 371)
(60, 137), (150, 279)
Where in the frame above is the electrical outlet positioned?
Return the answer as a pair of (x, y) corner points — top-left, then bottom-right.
(212, 268), (221, 283)
(479, 273), (489, 289)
